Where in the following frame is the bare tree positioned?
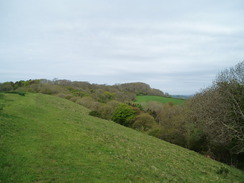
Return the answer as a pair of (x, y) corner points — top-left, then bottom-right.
(189, 61), (244, 165)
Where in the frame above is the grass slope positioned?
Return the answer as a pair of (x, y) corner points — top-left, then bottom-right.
(136, 95), (185, 105)
(0, 93), (243, 183)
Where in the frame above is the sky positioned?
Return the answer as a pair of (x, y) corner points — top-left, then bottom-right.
(0, 0), (244, 95)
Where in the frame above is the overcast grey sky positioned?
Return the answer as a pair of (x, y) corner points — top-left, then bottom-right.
(1, 0), (244, 94)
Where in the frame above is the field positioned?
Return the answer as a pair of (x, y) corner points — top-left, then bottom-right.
(135, 95), (185, 105)
(0, 93), (243, 182)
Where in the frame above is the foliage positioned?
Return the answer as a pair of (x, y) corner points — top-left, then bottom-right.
(112, 104), (136, 127)
(115, 82), (166, 96)
(93, 90), (116, 103)
(184, 123), (208, 152)
(0, 79), (168, 105)
(89, 110), (102, 118)
(189, 61), (244, 168)
(145, 103), (187, 146)
(132, 113), (157, 131)
(6, 91), (26, 96)
(0, 82), (14, 92)
(88, 100), (120, 120)
(67, 87), (87, 97)
(97, 100), (120, 119)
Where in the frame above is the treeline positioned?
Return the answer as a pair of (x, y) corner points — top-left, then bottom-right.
(0, 80), (169, 135)
(0, 80), (167, 102)
(0, 61), (243, 169)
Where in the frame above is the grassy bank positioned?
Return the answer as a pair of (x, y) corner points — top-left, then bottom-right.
(0, 93), (243, 182)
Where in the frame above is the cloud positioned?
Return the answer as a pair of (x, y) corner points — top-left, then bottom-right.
(0, 0), (244, 94)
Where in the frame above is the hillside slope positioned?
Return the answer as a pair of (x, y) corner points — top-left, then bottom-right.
(0, 93), (243, 183)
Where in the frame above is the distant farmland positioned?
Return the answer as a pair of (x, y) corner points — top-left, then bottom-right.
(135, 95), (185, 105)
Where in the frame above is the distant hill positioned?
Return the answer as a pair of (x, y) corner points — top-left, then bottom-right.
(135, 95), (185, 105)
(0, 79), (168, 103)
(1, 92), (243, 182)
(171, 95), (194, 99)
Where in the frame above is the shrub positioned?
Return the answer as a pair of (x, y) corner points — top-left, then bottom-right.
(148, 127), (164, 138)
(69, 96), (80, 103)
(97, 101), (120, 120)
(132, 113), (156, 131)
(89, 111), (102, 118)
(56, 93), (73, 100)
(112, 104), (136, 127)
(184, 123), (208, 152)
(6, 91), (25, 96)
(76, 96), (99, 110)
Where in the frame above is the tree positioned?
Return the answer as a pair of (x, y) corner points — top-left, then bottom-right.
(156, 104), (187, 146)
(214, 62), (244, 155)
(0, 82), (14, 92)
(189, 61), (244, 166)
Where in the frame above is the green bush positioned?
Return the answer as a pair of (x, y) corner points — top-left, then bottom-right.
(6, 91), (25, 96)
(89, 111), (102, 118)
(112, 104), (136, 127)
(184, 123), (208, 152)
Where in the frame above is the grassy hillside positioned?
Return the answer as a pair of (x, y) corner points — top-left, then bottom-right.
(136, 95), (185, 105)
(0, 93), (243, 183)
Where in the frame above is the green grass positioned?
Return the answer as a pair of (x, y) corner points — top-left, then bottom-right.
(0, 93), (243, 183)
(136, 95), (185, 105)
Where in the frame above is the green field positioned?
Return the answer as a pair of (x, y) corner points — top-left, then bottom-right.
(0, 93), (243, 182)
(136, 95), (185, 105)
